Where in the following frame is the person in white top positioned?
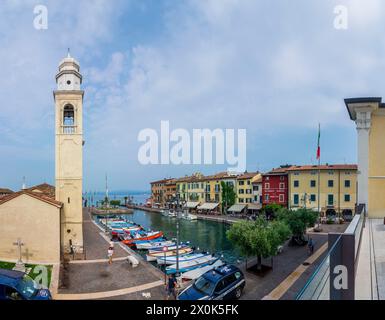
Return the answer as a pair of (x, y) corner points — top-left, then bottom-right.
(107, 246), (114, 264)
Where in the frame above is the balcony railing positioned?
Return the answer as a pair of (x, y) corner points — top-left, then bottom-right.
(62, 125), (76, 134)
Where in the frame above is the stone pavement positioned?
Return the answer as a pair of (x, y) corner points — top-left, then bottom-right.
(355, 218), (385, 300)
(371, 219), (385, 299)
(83, 210), (128, 260)
(55, 209), (165, 300)
(240, 233), (327, 300)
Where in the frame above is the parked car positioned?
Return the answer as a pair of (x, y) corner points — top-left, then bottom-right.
(0, 268), (52, 300)
(178, 264), (245, 300)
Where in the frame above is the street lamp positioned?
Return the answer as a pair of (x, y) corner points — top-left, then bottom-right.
(301, 193), (308, 209)
(163, 246), (168, 284)
(175, 193), (180, 276)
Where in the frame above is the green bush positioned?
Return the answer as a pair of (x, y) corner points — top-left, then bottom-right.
(277, 208), (318, 239)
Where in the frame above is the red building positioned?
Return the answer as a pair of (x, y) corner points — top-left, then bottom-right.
(262, 167), (290, 208)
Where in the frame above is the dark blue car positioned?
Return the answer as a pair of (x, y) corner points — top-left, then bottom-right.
(178, 265), (245, 300)
(0, 268), (52, 300)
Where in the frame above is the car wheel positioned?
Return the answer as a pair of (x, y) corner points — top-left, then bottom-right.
(235, 287), (242, 299)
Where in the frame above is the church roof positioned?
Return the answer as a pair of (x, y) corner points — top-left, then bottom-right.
(0, 188), (13, 194)
(0, 190), (63, 208)
(26, 183), (56, 198)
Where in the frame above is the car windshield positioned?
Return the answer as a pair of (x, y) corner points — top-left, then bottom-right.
(193, 276), (216, 295)
(15, 274), (38, 299)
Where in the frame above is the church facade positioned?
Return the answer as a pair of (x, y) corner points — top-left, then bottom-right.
(0, 53), (84, 264)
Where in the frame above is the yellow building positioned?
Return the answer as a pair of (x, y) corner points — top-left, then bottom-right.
(236, 172), (260, 204)
(346, 97), (385, 218)
(287, 165), (357, 215)
(175, 173), (204, 203)
(204, 172), (238, 213)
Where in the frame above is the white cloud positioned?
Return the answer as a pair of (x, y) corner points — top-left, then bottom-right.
(2, 0), (383, 189)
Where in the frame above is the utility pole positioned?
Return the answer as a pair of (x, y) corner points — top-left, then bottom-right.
(175, 193), (180, 276)
(105, 173), (109, 233)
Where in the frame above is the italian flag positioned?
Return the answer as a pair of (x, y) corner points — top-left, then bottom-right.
(316, 124), (321, 160)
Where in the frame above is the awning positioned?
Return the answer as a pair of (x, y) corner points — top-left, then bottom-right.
(227, 204), (246, 213)
(185, 201), (200, 209)
(198, 203), (219, 210)
(247, 203), (262, 210)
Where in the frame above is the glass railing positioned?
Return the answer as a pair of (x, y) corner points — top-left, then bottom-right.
(297, 204), (365, 300)
(296, 235), (342, 300)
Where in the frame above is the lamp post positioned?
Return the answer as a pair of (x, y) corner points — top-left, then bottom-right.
(163, 246), (168, 284)
(301, 193), (308, 209)
(175, 193), (180, 276)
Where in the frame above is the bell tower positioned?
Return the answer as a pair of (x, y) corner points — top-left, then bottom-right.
(54, 51), (84, 255)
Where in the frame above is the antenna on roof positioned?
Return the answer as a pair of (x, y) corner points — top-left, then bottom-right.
(22, 176), (26, 190)
(67, 48), (71, 58)
(105, 173), (109, 200)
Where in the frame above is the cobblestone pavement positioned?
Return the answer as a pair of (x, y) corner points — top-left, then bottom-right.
(56, 209), (165, 300)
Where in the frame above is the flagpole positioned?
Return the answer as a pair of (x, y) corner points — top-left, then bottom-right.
(317, 152), (321, 228)
(317, 123), (321, 230)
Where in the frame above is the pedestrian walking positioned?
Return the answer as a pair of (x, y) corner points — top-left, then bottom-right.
(166, 274), (178, 300)
(308, 238), (314, 255)
(107, 245), (114, 264)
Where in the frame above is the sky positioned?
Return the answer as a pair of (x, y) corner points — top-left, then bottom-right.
(0, 0), (384, 192)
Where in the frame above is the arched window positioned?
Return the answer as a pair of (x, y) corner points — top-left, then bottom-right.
(63, 105), (75, 133)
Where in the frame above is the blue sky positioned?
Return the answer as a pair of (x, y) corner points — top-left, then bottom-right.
(0, 0), (383, 191)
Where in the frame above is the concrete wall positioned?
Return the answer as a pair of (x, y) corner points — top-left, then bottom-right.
(0, 194), (61, 263)
(368, 112), (385, 218)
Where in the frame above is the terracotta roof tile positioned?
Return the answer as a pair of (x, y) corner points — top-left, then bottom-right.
(0, 190), (63, 208)
(0, 188), (13, 194)
(287, 164), (357, 171)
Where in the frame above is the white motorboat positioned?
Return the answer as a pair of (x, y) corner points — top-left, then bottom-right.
(148, 244), (190, 254)
(162, 209), (177, 217)
(135, 240), (175, 250)
(156, 253), (208, 265)
(146, 247), (193, 262)
(165, 255), (218, 274)
(182, 213), (198, 220)
(177, 259), (224, 284)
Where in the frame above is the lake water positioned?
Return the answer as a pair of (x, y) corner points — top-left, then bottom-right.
(99, 209), (242, 265)
(84, 191), (150, 206)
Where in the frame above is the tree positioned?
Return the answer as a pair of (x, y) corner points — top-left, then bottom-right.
(277, 208), (318, 245)
(221, 181), (236, 214)
(262, 204), (282, 219)
(124, 196), (128, 206)
(110, 200), (121, 208)
(227, 217), (290, 271)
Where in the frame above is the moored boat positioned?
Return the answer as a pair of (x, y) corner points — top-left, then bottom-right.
(148, 244), (190, 254)
(135, 240), (175, 250)
(176, 259), (224, 284)
(146, 247), (193, 262)
(122, 231), (163, 247)
(182, 213), (198, 220)
(165, 256), (219, 275)
(156, 253), (208, 265)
